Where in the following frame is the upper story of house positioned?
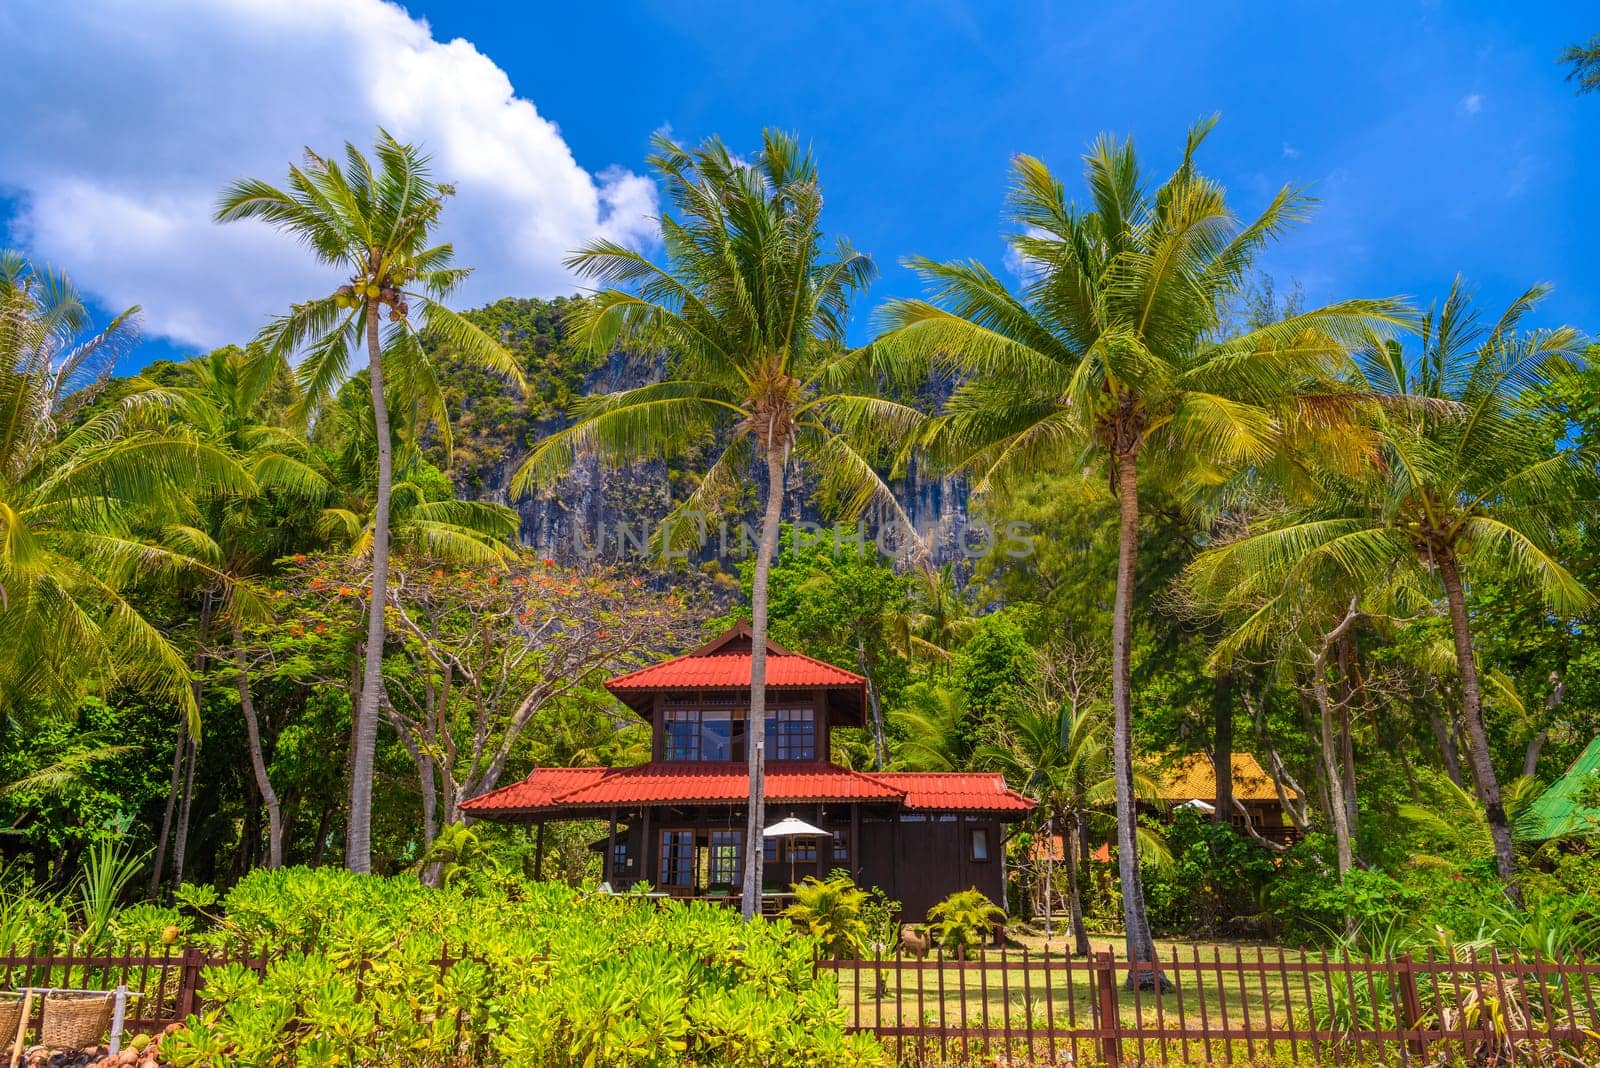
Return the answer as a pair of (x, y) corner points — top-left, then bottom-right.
(603, 623), (867, 766)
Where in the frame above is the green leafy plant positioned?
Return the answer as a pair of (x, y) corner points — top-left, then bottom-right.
(75, 840), (147, 949)
(927, 887), (1005, 960)
(158, 867), (887, 1066)
(783, 871), (870, 960)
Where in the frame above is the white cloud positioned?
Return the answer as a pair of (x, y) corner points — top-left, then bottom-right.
(1459, 92), (1484, 116)
(0, 0), (658, 349)
(1282, 143), (1301, 160)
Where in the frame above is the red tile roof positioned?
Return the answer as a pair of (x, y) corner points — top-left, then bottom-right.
(867, 772), (1035, 813)
(605, 652), (864, 692)
(557, 763), (903, 807)
(458, 767), (610, 815)
(461, 763), (1034, 816)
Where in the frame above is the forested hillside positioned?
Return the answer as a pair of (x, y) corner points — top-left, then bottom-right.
(426, 295), (973, 571)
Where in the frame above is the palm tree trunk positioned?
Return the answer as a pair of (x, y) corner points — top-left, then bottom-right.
(1068, 807), (1091, 956)
(1110, 446), (1160, 984)
(347, 295), (392, 875)
(1042, 815), (1055, 937)
(1436, 547), (1520, 901)
(1058, 810), (1086, 956)
(740, 443), (785, 919)
(232, 616), (283, 868)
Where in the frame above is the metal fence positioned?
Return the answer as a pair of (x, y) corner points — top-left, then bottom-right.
(818, 944), (1600, 1066)
(0, 944), (473, 1042)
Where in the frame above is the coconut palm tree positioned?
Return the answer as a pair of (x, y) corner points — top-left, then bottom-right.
(215, 131), (525, 873)
(1185, 281), (1592, 900)
(513, 130), (914, 918)
(875, 117), (1406, 975)
(0, 253), (247, 723)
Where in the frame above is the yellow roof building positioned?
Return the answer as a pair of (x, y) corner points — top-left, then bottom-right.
(1157, 752), (1300, 805)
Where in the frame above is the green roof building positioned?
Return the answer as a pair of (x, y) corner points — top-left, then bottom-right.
(1518, 734), (1600, 842)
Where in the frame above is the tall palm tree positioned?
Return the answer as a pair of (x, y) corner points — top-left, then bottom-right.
(1186, 281), (1591, 900)
(0, 253), (246, 722)
(876, 118), (1406, 975)
(216, 132), (525, 872)
(514, 130), (912, 918)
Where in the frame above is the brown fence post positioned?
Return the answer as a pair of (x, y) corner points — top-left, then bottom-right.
(1398, 951), (1427, 1059)
(175, 948), (206, 1021)
(1094, 951), (1122, 1068)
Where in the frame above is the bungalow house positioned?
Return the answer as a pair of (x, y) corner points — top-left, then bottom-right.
(1154, 752), (1302, 845)
(461, 624), (1034, 917)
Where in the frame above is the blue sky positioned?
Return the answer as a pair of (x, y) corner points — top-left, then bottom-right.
(3, 1), (1595, 371)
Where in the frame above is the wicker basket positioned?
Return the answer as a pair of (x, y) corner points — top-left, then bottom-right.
(41, 993), (114, 1050)
(0, 993), (24, 1046)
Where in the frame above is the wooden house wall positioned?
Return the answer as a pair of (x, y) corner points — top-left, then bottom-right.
(602, 805), (1007, 919)
(857, 814), (1005, 920)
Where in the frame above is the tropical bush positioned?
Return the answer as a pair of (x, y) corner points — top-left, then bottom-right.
(1142, 807), (1279, 936)
(926, 887), (1005, 960)
(156, 867), (885, 1067)
(782, 871), (870, 959)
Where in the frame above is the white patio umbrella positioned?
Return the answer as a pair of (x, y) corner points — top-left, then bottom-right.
(763, 816), (828, 887)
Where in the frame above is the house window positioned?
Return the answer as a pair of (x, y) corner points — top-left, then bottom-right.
(701, 709), (734, 761)
(708, 830), (742, 888)
(831, 829), (849, 867)
(766, 708), (815, 761)
(969, 828), (991, 862)
(659, 830), (694, 887)
(765, 837), (816, 863)
(664, 710), (700, 762)
(663, 708), (735, 762)
(611, 840), (628, 876)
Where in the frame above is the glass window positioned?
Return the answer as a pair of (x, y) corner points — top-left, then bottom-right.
(664, 709), (700, 762)
(764, 837), (817, 864)
(701, 709), (733, 762)
(708, 830), (742, 887)
(831, 829), (849, 867)
(663, 708), (740, 762)
(970, 828), (990, 862)
(766, 707), (816, 761)
(611, 840), (627, 876)
(659, 830), (694, 886)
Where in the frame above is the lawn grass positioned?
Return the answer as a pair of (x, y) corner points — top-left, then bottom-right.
(822, 928), (1410, 1066)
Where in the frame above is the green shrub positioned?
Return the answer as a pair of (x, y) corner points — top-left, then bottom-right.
(782, 871), (870, 959)
(1141, 808), (1279, 936)
(159, 867), (885, 1067)
(927, 887), (1004, 959)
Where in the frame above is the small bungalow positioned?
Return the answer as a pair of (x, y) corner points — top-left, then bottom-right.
(1519, 734), (1600, 842)
(461, 624), (1034, 917)
(1154, 752), (1302, 845)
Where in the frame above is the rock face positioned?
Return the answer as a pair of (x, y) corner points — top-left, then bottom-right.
(433, 297), (975, 570)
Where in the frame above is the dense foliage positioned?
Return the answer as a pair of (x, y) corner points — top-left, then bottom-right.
(4, 115), (1600, 1006)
